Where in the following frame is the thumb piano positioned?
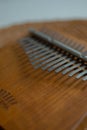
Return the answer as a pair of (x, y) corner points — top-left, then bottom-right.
(0, 20), (87, 130)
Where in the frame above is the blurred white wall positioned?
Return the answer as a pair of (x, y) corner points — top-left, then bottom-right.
(0, 0), (87, 28)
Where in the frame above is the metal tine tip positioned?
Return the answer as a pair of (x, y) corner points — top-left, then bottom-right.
(62, 63), (81, 75)
(42, 30), (84, 52)
(77, 45), (85, 52)
(48, 58), (71, 72)
(42, 55), (66, 70)
(73, 43), (84, 51)
(49, 31), (82, 52)
(29, 28), (87, 62)
(82, 75), (87, 81)
(69, 67), (85, 77)
(76, 70), (87, 79)
(55, 61), (75, 73)
(73, 42), (79, 49)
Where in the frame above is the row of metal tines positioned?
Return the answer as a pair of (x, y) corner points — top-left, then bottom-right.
(20, 29), (87, 81)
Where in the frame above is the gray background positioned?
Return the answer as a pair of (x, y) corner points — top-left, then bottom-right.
(0, 0), (87, 28)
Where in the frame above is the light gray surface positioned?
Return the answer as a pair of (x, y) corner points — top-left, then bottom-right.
(0, 0), (87, 28)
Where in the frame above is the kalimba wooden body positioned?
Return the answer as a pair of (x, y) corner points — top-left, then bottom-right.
(0, 20), (87, 130)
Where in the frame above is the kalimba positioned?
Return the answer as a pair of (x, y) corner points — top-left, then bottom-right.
(0, 20), (87, 130)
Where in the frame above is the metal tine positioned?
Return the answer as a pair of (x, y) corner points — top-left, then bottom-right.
(33, 54), (59, 69)
(64, 40), (77, 50)
(70, 42), (78, 49)
(66, 40), (84, 52)
(82, 51), (87, 55)
(47, 31), (56, 38)
(62, 38), (69, 44)
(55, 33), (63, 41)
(73, 43), (80, 49)
(61, 37), (84, 52)
(30, 50), (56, 62)
(42, 55), (66, 70)
(20, 37), (32, 44)
(21, 39), (41, 49)
(48, 58), (71, 72)
(71, 42), (79, 48)
(26, 43), (38, 48)
(55, 61), (75, 73)
(40, 29), (54, 38)
(62, 63), (81, 75)
(76, 45), (85, 52)
(42, 29), (51, 35)
(47, 31), (61, 40)
(55, 34), (63, 41)
(24, 39), (44, 48)
(30, 49), (56, 61)
(29, 46), (50, 57)
(28, 39), (52, 54)
(33, 49), (54, 59)
(23, 39), (40, 46)
(31, 50), (54, 65)
(74, 43), (83, 51)
(65, 40), (84, 52)
(25, 45), (45, 54)
(23, 38), (45, 48)
(60, 37), (66, 43)
(41, 53), (60, 65)
(53, 33), (62, 40)
(29, 47), (50, 58)
(30, 28), (87, 61)
(69, 66), (85, 77)
(35, 54), (62, 70)
(82, 75), (87, 81)
(55, 34), (71, 45)
(22, 41), (40, 50)
(40, 28), (47, 33)
(76, 70), (87, 79)
(31, 51), (57, 65)
(25, 43), (41, 50)
(63, 38), (72, 45)
(41, 30), (63, 41)
(21, 40), (34, 46)
(60, 38), (84, 52)
(66, 41), (75, 47)
(25, 42), (48, 54)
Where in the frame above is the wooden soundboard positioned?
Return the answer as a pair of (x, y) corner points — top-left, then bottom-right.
(0, 20), (87, 130)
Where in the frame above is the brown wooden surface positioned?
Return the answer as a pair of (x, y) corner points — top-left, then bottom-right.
(0, 20), (87, 130)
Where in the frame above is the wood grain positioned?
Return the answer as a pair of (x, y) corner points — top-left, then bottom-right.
(0, 20), (87, 130)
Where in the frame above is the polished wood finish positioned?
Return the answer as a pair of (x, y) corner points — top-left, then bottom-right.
(0, 20), (87, 130)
